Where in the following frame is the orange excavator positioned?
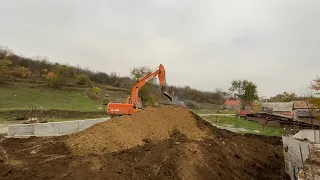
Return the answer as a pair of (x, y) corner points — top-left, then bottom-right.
(106, 64), (173, 115)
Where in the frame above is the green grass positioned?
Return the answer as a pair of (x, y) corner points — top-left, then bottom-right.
(205, 115), (284, 137)
(191, 109), (235, 114)
(0, 86), (104, 111)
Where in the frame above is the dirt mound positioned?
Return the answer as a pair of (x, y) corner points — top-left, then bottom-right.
(0, 131), (284, 180)
(66, 106), (213, 155)
(0, 106), (285, 180)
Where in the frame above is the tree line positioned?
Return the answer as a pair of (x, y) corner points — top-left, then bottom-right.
(0, 47), (225, 104)
(0, 47), (132, 89)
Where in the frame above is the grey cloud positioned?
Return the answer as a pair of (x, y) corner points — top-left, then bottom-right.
(0, 0), (319, 97)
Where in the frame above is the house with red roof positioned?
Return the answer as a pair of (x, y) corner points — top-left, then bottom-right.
(223, 99), (241, 110)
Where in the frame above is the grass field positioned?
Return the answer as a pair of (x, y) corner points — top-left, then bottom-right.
(191, 109), (235, 114)
(0, 86), (104, 111)
(205, 115), (284, 137)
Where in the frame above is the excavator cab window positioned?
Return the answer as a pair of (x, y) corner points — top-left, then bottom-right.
(127, 97), (132, 104)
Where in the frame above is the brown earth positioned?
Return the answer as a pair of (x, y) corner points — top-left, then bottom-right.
(0, 106), (285, 180)
(66, 106), (213, 155)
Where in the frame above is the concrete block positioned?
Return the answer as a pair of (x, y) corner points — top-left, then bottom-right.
(94, 118), (108, 123)
(293, 130), (320, 143)
(88, 119), (105, 125)
(78, 120), (96, 131)
(34, 122), (62, 136)
(6, 118), (110, 137)
(282, 136), (310, 165)
(8, 124), (34, 136)
(78, 118), (109, 132)
(60, 121), (80, 135)
(0, 125), (8, 135)
(282, 136), (313, 180)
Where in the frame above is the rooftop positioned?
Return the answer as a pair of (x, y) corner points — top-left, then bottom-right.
(293, 101), (316, 109)
(261, 102), (293, 112)
(224, 99), (241, 106)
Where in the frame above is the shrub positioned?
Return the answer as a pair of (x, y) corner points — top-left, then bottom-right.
(76, 74), (90, 85)
(11, 66), (32, 78)
(92, 87), (101, 94)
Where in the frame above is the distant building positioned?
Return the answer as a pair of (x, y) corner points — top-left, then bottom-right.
(223, 99), (241, 110)
(261, 102), (293, 117)
(293, 101), (316, 110)
(293, 101), (318, 120)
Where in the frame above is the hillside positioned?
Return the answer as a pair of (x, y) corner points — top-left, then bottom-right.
(0, 86), (103, 111)
(0, 47), (225, 105)
(0, 84), (132, 122)
(0, 47), (227, 122)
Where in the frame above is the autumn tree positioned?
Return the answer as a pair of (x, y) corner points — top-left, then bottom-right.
(45, 65), (70, 89)
(0, 59), (12, 82)
(130, 65), (157, 105)
(309, 76), (320, 115)
(312, 76), (320, 91)
(11, 66), (32, 78)
(229, 79), (259, 109)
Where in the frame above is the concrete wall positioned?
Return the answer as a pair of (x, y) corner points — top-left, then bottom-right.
(283, 132), (320, 180)
(0, 125), (8, 134)
(293, 129), (320, 143)
(7, 118), (109, 137)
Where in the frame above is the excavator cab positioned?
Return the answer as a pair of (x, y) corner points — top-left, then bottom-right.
(107, 97), (143, 116)
(126, 97), (143, 109)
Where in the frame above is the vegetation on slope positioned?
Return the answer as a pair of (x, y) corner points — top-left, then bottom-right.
(0, 46), (225, 104)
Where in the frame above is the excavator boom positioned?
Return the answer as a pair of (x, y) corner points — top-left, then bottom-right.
(131, 64), (173, 107)
(107, 64), (173, 115)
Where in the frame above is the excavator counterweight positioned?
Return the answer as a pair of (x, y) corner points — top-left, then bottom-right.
(106, 64), (173, 115)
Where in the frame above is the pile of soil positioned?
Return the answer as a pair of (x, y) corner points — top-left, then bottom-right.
(0, 106), (285, 180)
(66, 106), (213, 155)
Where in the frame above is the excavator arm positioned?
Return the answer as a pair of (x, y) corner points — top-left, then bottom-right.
(131, 64), (173, 108)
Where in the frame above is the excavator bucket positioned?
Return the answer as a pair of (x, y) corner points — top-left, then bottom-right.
(162, 90), (174, 103)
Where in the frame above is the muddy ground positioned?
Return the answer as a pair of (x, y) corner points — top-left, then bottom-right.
(0, 106), (285, 180)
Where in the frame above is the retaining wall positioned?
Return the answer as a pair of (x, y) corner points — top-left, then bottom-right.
(0, 125), (8, 134)
(293, 129), (320, 143)
(283, 130), (320, 180)
(7, 118), (109, 137)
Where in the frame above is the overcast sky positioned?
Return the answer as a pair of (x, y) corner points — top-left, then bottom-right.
(0, 0), (319, 97)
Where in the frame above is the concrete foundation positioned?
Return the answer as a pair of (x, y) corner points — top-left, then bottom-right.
(293, 129), (320, 143)
(7, 124), (34, 136)
(283, 130), (320, 180)
(0, 125), (8, 135)
(6, 118), (110, 137)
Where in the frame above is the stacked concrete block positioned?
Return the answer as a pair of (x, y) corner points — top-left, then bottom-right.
(283, 130), (320, 179)
(60, 121), (81, 135)
(7, 124), (34, 137)
(7, 118), (110, 137)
